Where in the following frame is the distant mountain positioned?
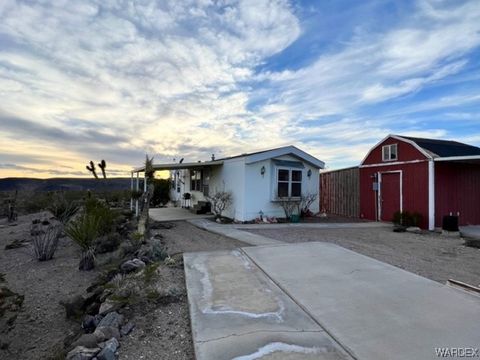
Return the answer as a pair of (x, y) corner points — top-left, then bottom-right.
(0, 177), (133, 192)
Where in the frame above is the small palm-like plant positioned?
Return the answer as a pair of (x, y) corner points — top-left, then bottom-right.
(65, 214), (100, 271)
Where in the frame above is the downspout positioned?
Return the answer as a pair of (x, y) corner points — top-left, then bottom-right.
(428, 160), (435, 231)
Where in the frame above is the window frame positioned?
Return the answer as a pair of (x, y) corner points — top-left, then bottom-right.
(382, 144), (398, 162)
(275, 167), (303, 200)
(190, 170), (203, 191)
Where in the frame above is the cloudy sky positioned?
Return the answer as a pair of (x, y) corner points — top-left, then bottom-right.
(1, 0), (479, 178)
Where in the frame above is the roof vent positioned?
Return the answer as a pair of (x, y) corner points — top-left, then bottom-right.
(211, 154), (215, 161)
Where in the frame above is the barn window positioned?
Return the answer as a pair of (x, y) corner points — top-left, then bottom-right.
(277, 168), (302, 198)
(382, 144), (398, 161)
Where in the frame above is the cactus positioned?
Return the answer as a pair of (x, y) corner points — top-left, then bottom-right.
(98, 159), (107, 179)
(86, 161), (98, 179)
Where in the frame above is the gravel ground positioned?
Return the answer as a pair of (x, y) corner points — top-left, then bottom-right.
(154, 221), (250, 255)
(0, 212), (98, 360)
(246, 226), (480, 286)
(119, 220), (249, 360)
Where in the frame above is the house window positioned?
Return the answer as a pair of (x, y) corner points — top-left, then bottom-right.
(190, 170), (203, 191)
(382, 144), (398, 161)
(277, 169), (302, 198)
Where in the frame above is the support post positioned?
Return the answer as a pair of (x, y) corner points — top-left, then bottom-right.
(136, 172), (139, 217)
(130, 172), (133, 211)
(428, 160), (435, 231)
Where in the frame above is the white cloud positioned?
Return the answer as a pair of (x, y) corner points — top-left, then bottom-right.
(0, 0), (479, 177)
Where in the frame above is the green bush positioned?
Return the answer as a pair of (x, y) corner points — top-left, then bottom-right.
(65, 214), (100, 271)
(392, 211), (423, 227)
(48, 192), (79, 225)
(85, 197), (117, 236)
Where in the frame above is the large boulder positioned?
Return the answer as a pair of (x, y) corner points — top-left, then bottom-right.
(120, 259), (145, 274)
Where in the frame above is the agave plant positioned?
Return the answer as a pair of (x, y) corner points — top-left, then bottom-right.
(65, 214), (100, 271)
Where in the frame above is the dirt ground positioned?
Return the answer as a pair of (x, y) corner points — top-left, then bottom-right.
(0, 212), (98, 360)
(0, 214), (247, 360)
(246, 226), (480, 286)
(119, 221), (248, 360)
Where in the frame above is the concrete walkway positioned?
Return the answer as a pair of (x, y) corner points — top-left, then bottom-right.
(188, 219), (282, 246)
(150, 207), (213, 222)
(188, 219), (387, 246)
(185, 242), (480, 360)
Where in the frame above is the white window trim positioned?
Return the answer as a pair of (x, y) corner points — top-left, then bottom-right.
(382, 144), (398, 162)
(273, 167), (303, 200)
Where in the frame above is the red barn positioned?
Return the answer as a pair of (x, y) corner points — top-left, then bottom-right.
(359, 135), (480, 230)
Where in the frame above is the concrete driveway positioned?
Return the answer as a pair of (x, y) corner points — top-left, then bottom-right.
(185, 242), (480, 360)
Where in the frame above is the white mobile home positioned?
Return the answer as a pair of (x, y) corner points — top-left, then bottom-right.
(134, 146), (324, 222)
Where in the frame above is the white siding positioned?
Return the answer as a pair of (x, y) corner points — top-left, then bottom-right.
(208, 158), (246, 220)
(243, 155), (320, 221)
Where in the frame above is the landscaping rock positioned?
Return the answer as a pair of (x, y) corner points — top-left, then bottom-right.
(406, 226), (422, 233)
(71, 333), (101, 349)
(66, 346), (100, 360)
(94, 326), (121, 342)
(85, 301), (101, 316)
(97, 311), (124, 329)
(98, 299), (122, 315)
(82, 314), (103, 333)
(120, 322), (135, 336)
(96, 337), (119, 360)
(120, 258), (145, 273)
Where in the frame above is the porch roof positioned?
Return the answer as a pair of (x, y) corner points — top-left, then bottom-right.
(132, 160), (223, 173)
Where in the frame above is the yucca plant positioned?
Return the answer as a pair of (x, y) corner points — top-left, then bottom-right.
(65, 214), (100, 271)
(48, 193), (79, 226)
(32, 224), (61, 261)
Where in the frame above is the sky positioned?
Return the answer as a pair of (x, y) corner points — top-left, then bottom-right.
(0, 0), (479, 178)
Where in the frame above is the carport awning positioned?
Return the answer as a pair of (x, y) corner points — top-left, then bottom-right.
(132, 160), (223, 173)
(434, 155), (480, 164)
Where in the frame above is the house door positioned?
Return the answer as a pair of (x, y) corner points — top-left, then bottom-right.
(380, 172), (401, 222)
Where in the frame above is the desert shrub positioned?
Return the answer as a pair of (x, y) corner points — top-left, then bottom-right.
(85, 197), (117, 236)
(130, 231), (144, 249)
(65, 214), (100, 271)
(32, 224), (61, 261)
(207, 192), (232, 219)
(300, 193), (318, 217)
(143, 262), (160, 284)
(48, 193), (79, 225)
(21, 192), (51, 214)
(278, 197), (301, 220)
(95, 232), (122, 254)
(392, 211), (423, 227)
